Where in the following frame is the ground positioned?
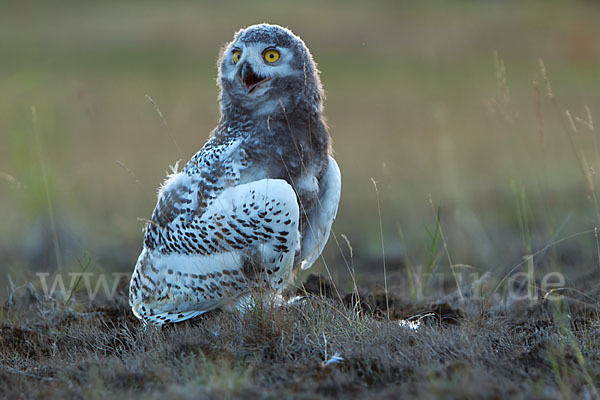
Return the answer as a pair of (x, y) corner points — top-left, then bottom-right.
(2, 274), (599, 399)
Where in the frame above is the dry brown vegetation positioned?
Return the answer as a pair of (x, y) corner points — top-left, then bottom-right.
(2, 274), (600, 399)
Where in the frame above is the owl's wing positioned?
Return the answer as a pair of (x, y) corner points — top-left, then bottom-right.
(299, 156), (341, 270)
(130, 177), (301, 325)
(144, 137), (244, 239)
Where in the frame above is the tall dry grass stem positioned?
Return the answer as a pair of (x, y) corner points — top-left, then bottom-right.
(371, 178), (389, 319)
(538, 60), (600, 224)
(428, 196), (463, 303)
(145, 94), (184, 159)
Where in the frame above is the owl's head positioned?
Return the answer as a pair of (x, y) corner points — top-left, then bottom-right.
(218, 24), (323, 117)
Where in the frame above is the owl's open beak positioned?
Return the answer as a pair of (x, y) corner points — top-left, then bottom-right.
(239, 63), (269, 94)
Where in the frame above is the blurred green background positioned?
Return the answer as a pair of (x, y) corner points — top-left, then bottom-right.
(2, 1), (600, 300)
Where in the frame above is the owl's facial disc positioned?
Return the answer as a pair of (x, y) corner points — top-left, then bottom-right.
(239, 63), (270, 94)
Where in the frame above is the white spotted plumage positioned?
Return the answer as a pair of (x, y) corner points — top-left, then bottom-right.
(129, 24), (341, 325)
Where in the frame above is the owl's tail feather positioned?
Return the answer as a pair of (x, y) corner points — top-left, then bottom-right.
(142, 309), (205, 326)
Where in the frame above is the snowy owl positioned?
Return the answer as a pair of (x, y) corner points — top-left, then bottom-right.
(129, 24), (341, 325)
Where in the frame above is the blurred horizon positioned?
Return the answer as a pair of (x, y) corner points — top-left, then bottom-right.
(2, 0), (600, 301)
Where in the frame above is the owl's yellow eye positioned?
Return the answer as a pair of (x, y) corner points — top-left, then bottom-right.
(232, 50), (241, 64)
(263, 49), (280, 63)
